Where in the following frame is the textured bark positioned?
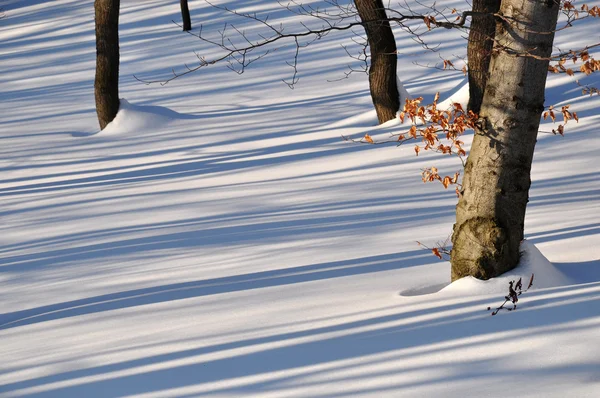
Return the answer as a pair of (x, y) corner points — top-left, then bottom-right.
(354, 0), (399, 124)
(467, 0), (500, 114)
(94, 0), (120, 130)
(451, 0), (560, 281)
(180, 0), (192, 31)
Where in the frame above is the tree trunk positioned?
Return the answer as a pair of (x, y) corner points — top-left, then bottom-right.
(94, 0), (120, 130)
(451, 0), (560, 281)
(466, 0), (500, 114)
(180, 0), (192, 31)
(354, 0), (399, 124)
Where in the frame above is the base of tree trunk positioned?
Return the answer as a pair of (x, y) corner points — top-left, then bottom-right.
(451, 216), (519, 281)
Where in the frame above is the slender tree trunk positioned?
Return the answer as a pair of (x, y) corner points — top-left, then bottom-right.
(180, 0), (192, 31)
(451, 0), (560, 281)
(467, 0), (500, 114)
(94, 0), (120, 130)
(354, 0), (399, 124)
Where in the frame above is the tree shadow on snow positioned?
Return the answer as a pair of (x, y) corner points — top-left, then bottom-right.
(0, 249), (432, 331)
(1, 283), (599, 397)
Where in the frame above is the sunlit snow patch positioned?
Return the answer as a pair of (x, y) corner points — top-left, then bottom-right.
(329, 78), (470, 138)
(97, 99), (185, 136)
(436, 79), (469, 110)
(327, 77), (414, 129)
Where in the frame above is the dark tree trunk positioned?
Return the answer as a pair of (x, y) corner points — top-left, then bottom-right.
(354, 0), (399, 124)
(466, 0), (500, 114)
(451, 0), (560, 281)
(180, 0), (192, 31)
(94, 0), (120, 130)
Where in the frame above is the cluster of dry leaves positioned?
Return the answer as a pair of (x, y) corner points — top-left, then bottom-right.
(361, 93), (477, 193)
(542, 105), (578, 136)
(548, 51), (600, 77)
(562, 2), (600, 17)
(549, 3), (600, 95)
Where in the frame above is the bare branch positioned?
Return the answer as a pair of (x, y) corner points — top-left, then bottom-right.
(135, 2), (486, 85)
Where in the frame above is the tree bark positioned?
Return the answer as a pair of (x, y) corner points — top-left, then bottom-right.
(180, 0), (192, 31)
(451, 0), (560, 281)
(94, 0), (120, 130)
(354, 0), (399, 124)
(466, 0), (500, 114)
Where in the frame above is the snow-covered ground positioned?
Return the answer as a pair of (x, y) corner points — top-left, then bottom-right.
(1, 1), (599, 397)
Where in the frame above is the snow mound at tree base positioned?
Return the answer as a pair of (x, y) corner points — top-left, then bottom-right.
(401, 241), (571, 298)
(98, 99), (187, 136)
(440, 240), (572, 297)
(328, 78), (469, 133)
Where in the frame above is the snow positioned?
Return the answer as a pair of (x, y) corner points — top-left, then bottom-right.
(438, 240), (571, 297)
(97, 99), (188, 137)
(1, 0), (600, 397)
